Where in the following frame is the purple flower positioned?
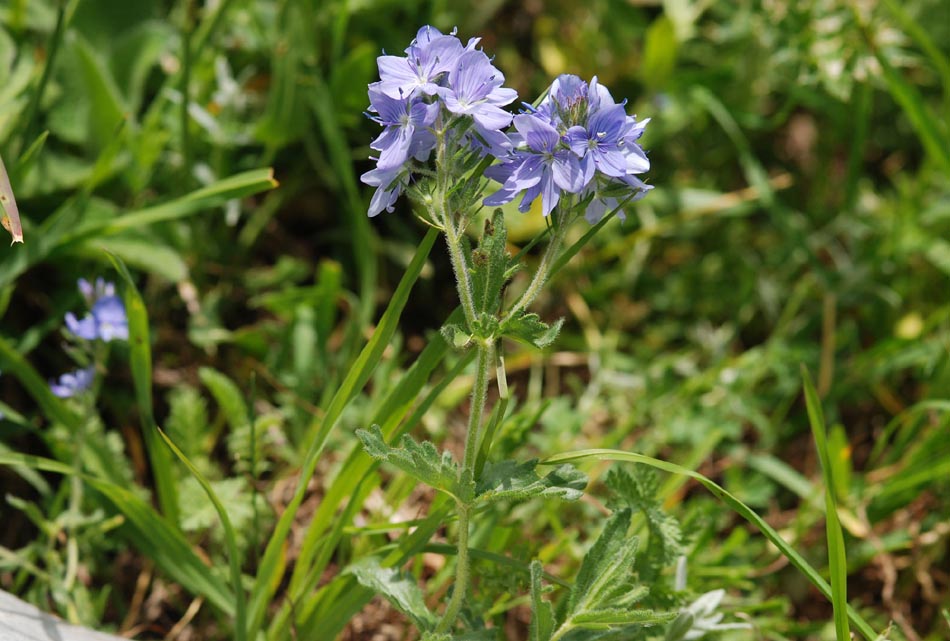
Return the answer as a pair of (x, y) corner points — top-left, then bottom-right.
(375, 26), (472, 99)
(78, 277), (115, 304)
(50, 366), (95, 398)
(361, 164), (409, 217)
(65, 279), (128, 342)
(65, 311), (99, 340)
(564, 103), (629, 180)
(361, 25), (519, 217)
(484, 114), (586, 217)
(484, 74), (651, 221)
(367, 88), (439, 170)
(439, 50), (516, 148)
(536, 74), (590, 131)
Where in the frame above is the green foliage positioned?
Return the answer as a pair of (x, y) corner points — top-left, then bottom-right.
(475, 460), (587, 505)
(530, 561), (556, 641)
(802, 369), (850, 641)
(500, 313), (564, 349)
(605, 468), (684, 583)
(344, 556), (437, 631)
(531, 509), (675, 641)
(357, 424), (460, 500)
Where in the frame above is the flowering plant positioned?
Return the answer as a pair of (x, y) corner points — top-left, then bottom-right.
(350, 26), (731, 640)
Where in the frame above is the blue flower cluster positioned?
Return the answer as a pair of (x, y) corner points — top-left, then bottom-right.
(50, 366), (95, 399)
(50, 278), (128, 398)
(65, 278), (129, 342)
(361, 26), (517, 217)
(484, 75), (651, 222)
(360, 26), (651, 223)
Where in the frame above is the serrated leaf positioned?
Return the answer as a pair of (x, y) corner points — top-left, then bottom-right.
(470, 209), (510, 315)
(345, 556), (437, 631)
(565, 509), (660, 630)
(357, 425), (459, 499)
(605, 468), (684, 580)
(530, 560), (555, 641)
(165, 385), (209, 459)
(199, 367), (249, 433)
(476, 460), (586, 505)
(501, 312), (563, 349)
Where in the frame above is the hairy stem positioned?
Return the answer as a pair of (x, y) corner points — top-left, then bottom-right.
(507, 214), (567, 319)
(436, 340), (494, 633)
(433, 120), (478, 331)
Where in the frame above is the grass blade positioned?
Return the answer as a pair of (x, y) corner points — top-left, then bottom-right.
(106, 253), (178, 525)
(249, 227), (438, 635)
(0, 450), (235, 615)
(109, 253), (247, 639)
(802, 368), (850, 641)
(854, 9), (950, 172)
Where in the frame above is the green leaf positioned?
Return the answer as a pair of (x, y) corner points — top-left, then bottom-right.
(72, 33), (127, 151)
(605, 467), (684, 579)
(540, 449), (878, 641)
(440, 322), (472, 350)
(529, 561), (555, 641)
(344, 556), (437, 631)
(356, 425), (459, 500)
(568, 509), (641, 617)
(90, 236), (188, 282)
(165, 385), (209, 459)
(571, 607), (674, 627)
(556, 508), (672, 635)
(641, 16), (678, 89)
(109, 254), (247, 639)
(199, 367), (250, 433)
(470, 209), (510, 316)
(475, 460), (586, 505)
(501, 312), (563, 349)
(802, 368), (850, 641)
(0, 168), (277, 291)
(107, 253), (178, 525)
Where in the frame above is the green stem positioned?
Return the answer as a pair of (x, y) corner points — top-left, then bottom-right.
(435, 340), (494, 633)
(433, 118), (478, 331)
(63, 419), (83, 591)
(549, 621), (574, 641)
(443, 219), (478, 330)
(507, 213), (568, 319)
